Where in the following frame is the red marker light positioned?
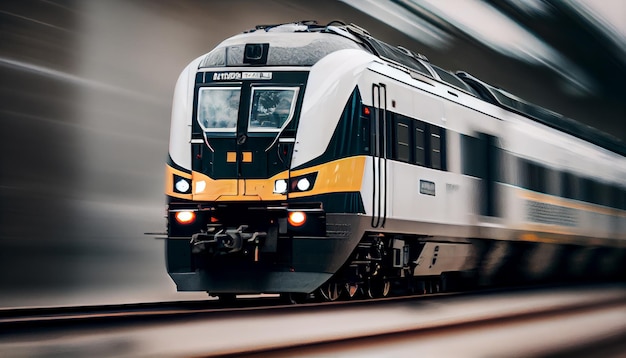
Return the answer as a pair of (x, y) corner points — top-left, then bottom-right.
(363, 107), (371, 115)
(175, 211), (196, 224)
(288, 211), (306, 227)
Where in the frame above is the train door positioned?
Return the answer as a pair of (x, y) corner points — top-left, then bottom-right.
(478, 133), (500, 217)
(371, 83), (387, 228)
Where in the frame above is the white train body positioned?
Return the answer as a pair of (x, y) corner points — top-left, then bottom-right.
(165, 22), (625, 298)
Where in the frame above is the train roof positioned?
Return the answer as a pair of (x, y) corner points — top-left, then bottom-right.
(204, 20), (625, 157)
(457, 72), (626, 156)
(199, 29), (363, 68)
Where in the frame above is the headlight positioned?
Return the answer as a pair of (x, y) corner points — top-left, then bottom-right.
(290, 172), (317, 192)
(174, 178), (191, 193)
(296, 177), (311, 191)
(174, 211), (196, 224)
(195, 180), (206, 194)
(288, 211), (306, 227)
(274, 173), (317, 194)
(273, 179), (288, 194)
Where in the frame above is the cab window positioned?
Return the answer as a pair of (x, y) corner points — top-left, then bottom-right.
(197, 87), (240, 132)
(248, 87), (298, 132)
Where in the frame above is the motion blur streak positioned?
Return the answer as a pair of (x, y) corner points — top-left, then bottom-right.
(567, 0), (626, 63)
(0, 0), (197, 307)
(0, 0), (623, 308)
(343, 0), (626, 122)
(1, 0), (84, 305)
(0, 57), (155, 102)
(339, 0), (451, 49)
(399, 0), (597, 95)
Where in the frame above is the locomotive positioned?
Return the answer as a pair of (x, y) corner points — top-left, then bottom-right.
(164, 21), (626, 301)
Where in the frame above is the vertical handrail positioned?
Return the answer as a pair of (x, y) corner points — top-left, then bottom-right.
(380, 83), (388, 228)
(371, 84), (380, 228)
(371, 83), (387, 228)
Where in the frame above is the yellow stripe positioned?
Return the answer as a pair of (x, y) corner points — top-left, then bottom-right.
(288, 156), (366, 198)
(519, 233), (564, 244)
(518, 223), (576, 236)
(190, 156), (366, 201)
(517, 232), (624, 247)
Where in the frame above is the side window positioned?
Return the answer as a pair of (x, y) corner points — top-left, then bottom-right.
(415, 122), (426, 166)
(611, 185), (624, 210)
(523, 161), (550, 194)
(545, 167), (559, 196)
(388, 114), (446, 171)
(581, 178), (593, 203)
(561, 172), (578, 199)
(394, 118), (410, 162)
(519, 159), (530, 190)
(529, 162), (544, 193)
(396, 123), (410, 161)
(430, 126), (442, 170)
(595, 181), (611, 207)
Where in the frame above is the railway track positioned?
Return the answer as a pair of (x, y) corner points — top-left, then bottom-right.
(0, 296), (284, 336)
(234, 289), (626, 357)
(0, 283), (624, 357)
(0, 290), (473, 336)
(0, 284), (563, 334)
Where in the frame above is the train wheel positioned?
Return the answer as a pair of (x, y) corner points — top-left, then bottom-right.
(319, 282), (343, 301)
(414, 280), (426, 295)
(440, 272), (462, 292)
(425, 279), (440, 294)
(281, 292), (308, 304)
(345, 283), (360, 298)
(366, 278), (391, 298)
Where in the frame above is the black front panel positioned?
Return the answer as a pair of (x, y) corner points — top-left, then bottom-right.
(192, 71), (308, 181)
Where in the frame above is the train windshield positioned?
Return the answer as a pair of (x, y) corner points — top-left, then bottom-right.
(249, 87), (298, 132)
(197, 87), (240, 132)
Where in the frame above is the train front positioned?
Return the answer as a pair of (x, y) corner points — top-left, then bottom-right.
(164, 24), (370, 297)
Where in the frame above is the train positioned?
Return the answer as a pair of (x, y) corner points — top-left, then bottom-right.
(164, 21), (626, 302)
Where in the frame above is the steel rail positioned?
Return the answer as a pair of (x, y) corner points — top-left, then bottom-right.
(206, 289), (626, 357)
(0, 286), (536, 336)
(0, 283), (623, 357)
(0, 283), (621, 340)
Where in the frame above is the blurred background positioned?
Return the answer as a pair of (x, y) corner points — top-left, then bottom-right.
(0, 0), (624, 308)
